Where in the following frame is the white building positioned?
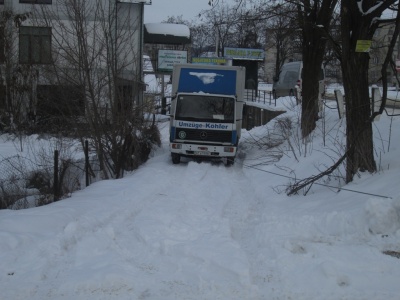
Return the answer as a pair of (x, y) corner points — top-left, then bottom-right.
(0, 0), (148, 123)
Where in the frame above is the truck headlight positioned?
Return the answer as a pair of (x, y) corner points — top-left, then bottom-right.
(224, 147), (235, 153)
(172, 143), (182, 149)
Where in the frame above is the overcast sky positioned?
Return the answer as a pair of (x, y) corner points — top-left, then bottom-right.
(144, 0), (226, 23)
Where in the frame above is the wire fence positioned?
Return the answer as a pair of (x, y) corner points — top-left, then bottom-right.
(0, 155), (33, 210)
(0, 142), (101, 210)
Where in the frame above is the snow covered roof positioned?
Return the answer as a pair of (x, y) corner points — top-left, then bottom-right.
(144, 23), (191, 45)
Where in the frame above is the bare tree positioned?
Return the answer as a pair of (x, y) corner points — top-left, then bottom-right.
(322, 11), (342, 83)
(340, 0), (399, 183)
(0, 10), (34, 130)
(34, 0), (159, 179)
(217, 0), (337, 138)
(203, 1), (247, 55)
(293, 0), (339, 138)
(264, 4), (299, 80)
(190, 22), (216, 57)
(286, 1), (400, 193)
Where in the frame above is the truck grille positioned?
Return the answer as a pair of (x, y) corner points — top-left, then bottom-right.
(175, 128), (233, 143)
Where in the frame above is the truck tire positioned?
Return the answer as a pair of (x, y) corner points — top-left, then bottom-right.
(226, 157), (234, 166)
(171, 153), (181, 164)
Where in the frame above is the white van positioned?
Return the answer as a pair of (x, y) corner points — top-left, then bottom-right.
(272, 61), (325, 98)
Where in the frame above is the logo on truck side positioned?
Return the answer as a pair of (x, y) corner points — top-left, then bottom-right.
(178, 131), (187, 139)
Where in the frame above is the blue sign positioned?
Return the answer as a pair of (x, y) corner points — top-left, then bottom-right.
(178, 68), (237, 95)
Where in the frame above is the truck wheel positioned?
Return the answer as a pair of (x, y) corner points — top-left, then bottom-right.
(226, 157), (235, 166)
(171, 153), (181, 164)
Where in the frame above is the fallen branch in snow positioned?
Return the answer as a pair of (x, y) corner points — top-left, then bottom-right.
(286, 150), (347, 196)
(383, 250), (400, 259)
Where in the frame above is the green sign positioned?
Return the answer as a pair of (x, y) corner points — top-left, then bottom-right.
(192, 57), (227, 65)
(355, 40), (372, 53)
(224, 47), (264, 60)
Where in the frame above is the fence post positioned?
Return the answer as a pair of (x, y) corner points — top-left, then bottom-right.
(54, 150), (59, 201)
(161, 97), (167, 115)
(247, 111), (254, 130)
(334, 89), (345, 119)
(85, 140), (89, 187)
(261, 109), (264, 125)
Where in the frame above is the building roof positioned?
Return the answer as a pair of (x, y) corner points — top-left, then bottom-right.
(144, 23), (191, 45)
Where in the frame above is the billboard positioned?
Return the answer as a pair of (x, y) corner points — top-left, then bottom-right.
(158, 50), (187, 72)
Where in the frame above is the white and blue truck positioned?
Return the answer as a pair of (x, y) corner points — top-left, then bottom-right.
(169, 64), (246, 165)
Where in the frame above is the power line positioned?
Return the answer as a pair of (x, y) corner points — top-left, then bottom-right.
(241, 162), (393, 199)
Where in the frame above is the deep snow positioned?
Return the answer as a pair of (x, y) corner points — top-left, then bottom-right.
(1, 95), (400, 299)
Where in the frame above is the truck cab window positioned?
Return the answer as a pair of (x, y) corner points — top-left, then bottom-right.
(176, 95), (234, 123)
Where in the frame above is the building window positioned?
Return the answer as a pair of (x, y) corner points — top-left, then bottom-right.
(37, 85), (85, 117)
(19, 26), (52, 64)
(20, 0), (52, 4)
(116, 79), (134, 113)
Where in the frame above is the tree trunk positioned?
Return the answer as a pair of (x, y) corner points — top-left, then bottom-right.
(299, 0), (337, 138)
(342, 60), (376, 182)
(301, 48), (324, 137)
(341, 1), (377, 183)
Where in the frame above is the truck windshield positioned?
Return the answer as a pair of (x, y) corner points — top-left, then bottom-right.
(175, 94), (235, 123)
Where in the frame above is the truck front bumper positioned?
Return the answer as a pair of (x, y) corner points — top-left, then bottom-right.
(170, 142), (237, 158)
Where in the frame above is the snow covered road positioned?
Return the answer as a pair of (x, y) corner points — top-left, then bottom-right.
(1, 108), (400, 299)
(1, 148), (260, 299)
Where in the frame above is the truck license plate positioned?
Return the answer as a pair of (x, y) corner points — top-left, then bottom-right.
(194, 151), (210, 156)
